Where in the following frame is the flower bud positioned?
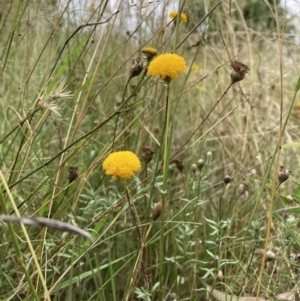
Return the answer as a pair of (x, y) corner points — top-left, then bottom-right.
(152, 202), (162, 221)
(224, 175), (231, 185)
(191, 164), (197, 173)
(197, 159), (205, 171)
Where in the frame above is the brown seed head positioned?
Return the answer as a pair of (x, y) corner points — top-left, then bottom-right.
(278, 166), (292, 187)
(230, 60), (249, 84)
(68, 166), (79, 183)
(129, 58), (146, 80)
(224, 175), (231, 185)
(170, 156), (184, 172)
(142, 146), (155, 164)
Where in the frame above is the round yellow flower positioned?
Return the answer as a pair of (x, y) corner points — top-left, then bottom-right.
(142, 47), (158, 61)
(148, 53), (186, 81)
(142, 47), (158, 56)
(169, 11), (187, 23)
(103, 151), (141, 180)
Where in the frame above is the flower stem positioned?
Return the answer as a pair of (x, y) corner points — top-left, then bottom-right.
(159, 82), (171, 301)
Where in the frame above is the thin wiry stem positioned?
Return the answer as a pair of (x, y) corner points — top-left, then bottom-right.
(159, 81), (171, 301)
(124, 184), (147, 300)
(172, 82), (233, 159)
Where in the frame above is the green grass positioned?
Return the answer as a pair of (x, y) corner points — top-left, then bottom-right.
(1, 0), (300, 300)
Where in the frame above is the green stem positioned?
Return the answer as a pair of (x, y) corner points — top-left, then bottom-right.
(162, 83), (171, 194)
(159, 81), (171, 301)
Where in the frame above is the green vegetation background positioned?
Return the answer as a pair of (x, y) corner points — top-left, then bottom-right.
(1, 0), (300, 300)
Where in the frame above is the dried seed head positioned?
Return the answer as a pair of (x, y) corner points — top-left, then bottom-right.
(129, 58), (146, 80)
(37, 80), (72, 117)
(278, 166), (292, 187)
(170, 156), (184, 172)
(237, 183), (248, 197)
(152, 202), (162, 220)
(197, 159), (205, 171)
(142, 146), (155, 164)
(230, 60), (249, 84)
(68, 166), (79, 183)
(191, 164), (197, 173)
(224, 175), (231, 185)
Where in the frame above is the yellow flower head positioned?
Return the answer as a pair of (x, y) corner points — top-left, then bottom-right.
(148, 53), (186, 81)
(169, 11), (187, 23)
(142, 47), (158, 56)
(142, 47), (158, 61)
(103, 151), (141, 180)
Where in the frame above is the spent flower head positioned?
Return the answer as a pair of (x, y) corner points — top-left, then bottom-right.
(169, 11), (187, 23)
(129, 58), (147, 80)
(277, 165), (292, 187)
(148, 53), (186, 82)
(68, 166), (79, 184)
(103, 151), (141, 180)
(142, 146), (155, 164)
(230, 60), (249, 84)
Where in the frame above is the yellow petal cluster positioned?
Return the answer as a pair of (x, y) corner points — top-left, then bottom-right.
(148, 53), (186, 81)
(103, 151), (141, 180)
(169, 11), (187, 23)
(142, 47), (158, 55)
(142, 47), (158, 61)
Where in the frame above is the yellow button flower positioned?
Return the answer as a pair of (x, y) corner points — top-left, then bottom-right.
(142, 47), (158, 61)
(169, 11), (187, 23)
(142, 47), (158, 56)
(103, 151), (141, 180)
(148, 53), (186, 81)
